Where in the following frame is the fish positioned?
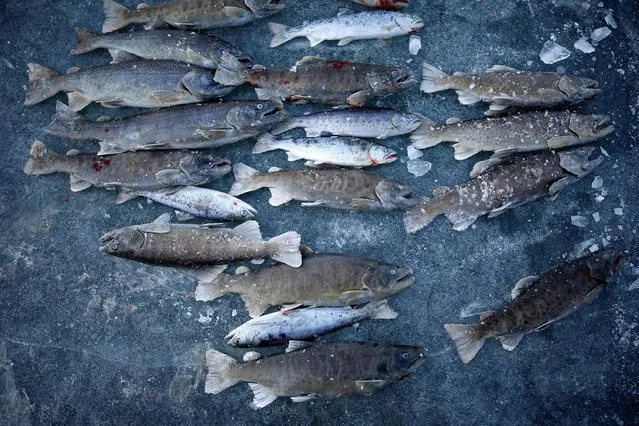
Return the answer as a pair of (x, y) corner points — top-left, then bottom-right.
(214, 54), (415, 107)
(24, 60), (233, 111)
(23, 140), (231, 194)
(352, 0), (410, 10)
(268, 10), (423, 47)
(420, 63), (601, 116)
(99, 215), (302, 284)
(72, 28), (252, 69)
(445, 248), (624, 364)
(410, 111), (615, 160)
(194, 253), (414, 318)
(44, 101), (287, 155)
(102, 0), (285, 32)
(123, 187), (257, 222)
(225, 301), (398, 347)
(229, 163), (418, 210)
(252, 133), (397, 167)
(404, 147), (603, 234)
(270, 108), (424, 139)
(205, 341), (426, 409)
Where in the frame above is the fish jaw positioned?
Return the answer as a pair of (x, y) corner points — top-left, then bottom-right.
(377, 266), (415, 298)
(99, 227), (145, 255)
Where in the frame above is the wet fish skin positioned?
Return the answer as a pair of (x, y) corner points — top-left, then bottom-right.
(130, 187), (257, 221)
(270, 108), (423, 139)
(214, 54), (415, 106)
(205, 341), (426, 408)
(229, 163), (417, 210)
(404, 147), (603, 234)
(253, 133), (397, 167)
(195, 254), (414, 317)
(225, 301), (397, 347)
(72, 28), (252, 69)
(268, 11), (423, 47)
(445, 248), (624, 364)
(23, 140), (230, 193)
(352, 0), (410, 10)
(99, 216), (302, 270)
(25, 60), (233, 110)
(44, 101), (287, 154)
(421, 63), (601, 116)
(411, 111), (615, 159)
(102, 0), (285, 32)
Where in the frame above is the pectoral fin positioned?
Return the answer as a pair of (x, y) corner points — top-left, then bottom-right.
(337, 37), (355, 46)
(155, 169), (186, 186)
(69, 175), (91, 192)
(339, 290), (373, 305)
(248, 383), (278, 410)
(346, 90), (370, 107)
(547, 135), (578, 149)
(354, 380), (388, 396)
(582, 284), (604, 304)
(349, 197), (377, 210)
(268, 187), (294, 206)
(285, 340), (313, 353)
(511, 275), (538, 300)
(241, 295), (269, 318)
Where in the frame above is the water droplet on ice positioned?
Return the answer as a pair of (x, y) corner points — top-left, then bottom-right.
(540, 40), (571, 64)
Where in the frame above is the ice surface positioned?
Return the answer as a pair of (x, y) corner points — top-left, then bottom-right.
(540, 40), (571, 64)
(571, 215), (588, 227)
(591, 27), (612, 42)
(407, 159), (432, 177)
(574, 36), (595, 53)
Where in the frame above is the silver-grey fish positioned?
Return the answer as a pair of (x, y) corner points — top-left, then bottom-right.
(421, 63), (601, 116)
(445, 248), (623, 363)
(205, 341), (426, 409)
(44, 101), (287, 155)
(230, 163), (418, 210)
(23, 140), (230, 193)
(124, 187), (257, 222)
(268, 11), (423, 47)
(72, 28), (252, 69)
(102, 0), (285, 32)
(252, 133), (397, 167)
(411, 111), (615, 159)
(225, 301), (397, 347)
(24, 60), (233, 110)
(195, 253), (414, 318)
(270, 108), (423, 139)
(404, 147), (603, 233)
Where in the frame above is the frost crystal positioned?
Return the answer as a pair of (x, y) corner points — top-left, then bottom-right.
(540, 40), (571, 64)
(591, 27), (611, 42)
(407, 159), (432, 177)
(574, 36), (595, 53)
(571, 215), (588, 227)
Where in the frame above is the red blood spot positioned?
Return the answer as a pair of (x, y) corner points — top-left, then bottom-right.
(104, 128), (109, 132)
(91, 162), (102, 172)
(282, 79), (290, 85)
(328, 60), (347, 69)
(102, 158), (111, 166)
(63, 198), (70, 202)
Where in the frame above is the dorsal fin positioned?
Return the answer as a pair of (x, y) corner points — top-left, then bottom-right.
(66, 66), (80, 74)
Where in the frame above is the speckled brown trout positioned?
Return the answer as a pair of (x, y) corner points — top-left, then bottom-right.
(195, 253), (414, 317)
(205, 341), (426, 409)
(445, 248), (624, 363)
(102, 0), (285, 32)
(404, 147), (603, 233)
(421, 63), (600, 116)
(214, 54), (415, 106)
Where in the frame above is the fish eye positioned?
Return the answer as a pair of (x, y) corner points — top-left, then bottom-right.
(256, 103), (263, 110)
(401, 352), (409, 359)
(390, 269), (396, 275)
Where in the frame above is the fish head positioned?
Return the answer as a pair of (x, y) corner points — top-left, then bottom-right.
(182, 69), (235, 99)
(227, 101), (288, 130)
(568, 113), (615, 142)
(218, 193), (257, 220)
(375, 180), (419, 210)
(388, 345), (427, 378)
(588, 248), (624, 284)
(557, 75), (601, 101)
(99, 227), (145, 256)
(558, 147), (604, 178)
(224, 324), (257, 347)
(244, 0), (286, 18)
(181, 154), (232, 181)
(391, 112), (423, 134)
(367, 68), (415, 93)
(368, 145), (398, 165)
(363, 264), (414, 296)
(394, 14), (424, 34)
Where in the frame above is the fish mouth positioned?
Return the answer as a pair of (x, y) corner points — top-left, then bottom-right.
(260, 103), (287, 121)
(409, 18), (424, 32)
(224, 329), (240, 346)
(98, 231), (118, 253)
(407, 347), (427, 372)
(592, 116), (614, 136)
(391, 268), (415, 292)
(384, 152), (398, 162)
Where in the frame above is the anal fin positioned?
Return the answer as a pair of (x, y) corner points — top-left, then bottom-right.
(496, 333), (524, 351)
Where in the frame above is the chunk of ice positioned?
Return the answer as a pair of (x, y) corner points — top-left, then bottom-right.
(605, 12), (617, 29)
(591, 176), (603, 190)
(540, 40), (571, 64)
(595, 195), (605, 203)
(591, 27), (611, 42)
(571, 215), (588, 227)
(600, 147), (610, 157)
(629, 278), (639, 291)
(574, 36), (595, 53)
(614, 208), (623, 216)
(409, 35), (421, 56)
(589, 244), (599, 253)
(592, 212), (600, 222)
(407, 145), (423, 160)
(231, 309), (237, 317)
(407, 159), (432, 177)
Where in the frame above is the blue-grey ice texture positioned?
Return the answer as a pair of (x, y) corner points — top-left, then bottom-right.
(1, 0), (638, 424)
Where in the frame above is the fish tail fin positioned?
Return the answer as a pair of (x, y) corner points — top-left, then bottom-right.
(24, 63), (60, 106)
(204, 349), (239, 394)
(404, 198), (442, 234)
(23, 140), (60, 176)
(214, 52), (249, 86)
(268, 22), (293, 48)
(252, 133), (280, 154)
(268, 231), (302, 267)
(72, 27), (99, 54)
(370, 300), (398, 320)
(420, 62), (450, 93)
(444, 323), (485, 364)
(229, 163), (262, 196)
(194, 274), (231, 301)
(102, 0), (130, 33)
(44, 101), (86, 138)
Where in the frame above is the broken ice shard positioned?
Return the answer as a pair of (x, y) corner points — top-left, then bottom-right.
(571, 215), (588, 227)
(574, 36), (595, 53)
(591, 27), (611, 42)
(407, 159), (432, 177)
(540, 40), (571, 64)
